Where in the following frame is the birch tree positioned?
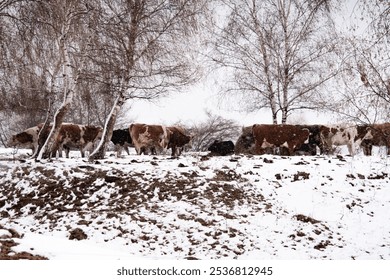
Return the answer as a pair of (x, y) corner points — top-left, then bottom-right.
(1, 0), (92, 158)
(27, 0), (93, 159)
(88, 0), (209, 160)
(212, 0), (339, 124)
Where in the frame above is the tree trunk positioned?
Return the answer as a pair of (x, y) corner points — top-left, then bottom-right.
(281, 107), (288, 124)
(35, 11), (90, 160)
(32, 100), (52, 158)
(37, 100), (72, 160)
(88, 93), (126, 161)
(281, 87), (288, 124)
(36, 34), (75, 160)
(270, 94), (278, 124)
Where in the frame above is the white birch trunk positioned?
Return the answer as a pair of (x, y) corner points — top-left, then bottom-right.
(37, 31), (75, 160)
(88, 93), (126, 161)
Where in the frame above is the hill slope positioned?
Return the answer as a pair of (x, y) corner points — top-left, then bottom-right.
(0, 148), (389, 259)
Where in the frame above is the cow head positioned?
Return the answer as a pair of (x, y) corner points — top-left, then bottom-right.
(234, 126), (255, 154)
(8, 132), (33, 148)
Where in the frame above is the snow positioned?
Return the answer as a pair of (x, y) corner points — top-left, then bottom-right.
(0, 147), (389, 260)
(13, 232), (138, 260)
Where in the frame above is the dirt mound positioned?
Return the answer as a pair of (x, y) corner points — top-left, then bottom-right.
(0, 158), (269, 259)
(2, 153), (385, 259)
(0, 225), (47, 260)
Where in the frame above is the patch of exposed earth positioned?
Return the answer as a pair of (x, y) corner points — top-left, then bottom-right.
(0, 225), (47, 260)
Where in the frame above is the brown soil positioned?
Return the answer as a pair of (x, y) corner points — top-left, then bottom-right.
(0, 226), (47, 260)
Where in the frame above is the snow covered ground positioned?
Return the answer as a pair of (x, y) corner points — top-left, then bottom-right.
(0, 147), (389, 260)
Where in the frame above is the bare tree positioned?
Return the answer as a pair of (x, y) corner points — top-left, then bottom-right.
(1, 0), (211, 156)
(0, 0), (93, 157)
(33, 0), (93, 159)
(1, 0), (55, 141)
(322, 0), (389, 124)
(355, 0), (389, 105)
(188, 111), (241, 152)
(212, 0), (340, 124)
(88, 0), (210, 160)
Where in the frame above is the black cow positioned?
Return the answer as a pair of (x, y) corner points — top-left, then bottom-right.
(294, 125), (323, 155)
(208, 140), (235, 156)
(111, 129), (133, 157)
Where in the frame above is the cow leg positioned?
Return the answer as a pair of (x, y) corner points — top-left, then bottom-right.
(321, 139), (333, 154)
(361, 145), (367, 156)
(324, 146), (332, 155)
(171, 145), (177, 157)
(361, 140), (372, 156)
(257, 146), (271, 155)
(124, 144), (130, 155)
(318, 142), (325, 155)
(309, 144), (317, 155)
(286, 144), (294, 156)
(367, 144), (372, 156)
(279, 146), (289, 156)
(49, 148), (56, 158)
(115, 144), (122, 158)
(56, 146), (62, 158)
(347, 143), (355, 156)
(140, 147), (147, 155)
(49, 145), (58, 158)
(84, 143), (95, 158)
(65, 147), (70, 158)
(32, 144), (38, 156)
(134, 145), (144, 155)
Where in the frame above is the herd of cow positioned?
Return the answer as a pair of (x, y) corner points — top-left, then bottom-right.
(7, 122), (390, 158)
(234, 123), (390, 156)
(7, 123), (193, 158)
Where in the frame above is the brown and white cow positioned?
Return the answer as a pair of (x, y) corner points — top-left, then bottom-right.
(55, 124), (103, 158)
(166, 126), (192, 157)
(252, 124), (310, 156)
(129, 123), (172, 155)
(8, 125), (41, 154)
(360, 123), (390, 156)
(319, 124), (372, 156)
(9, 123), (102, 158)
